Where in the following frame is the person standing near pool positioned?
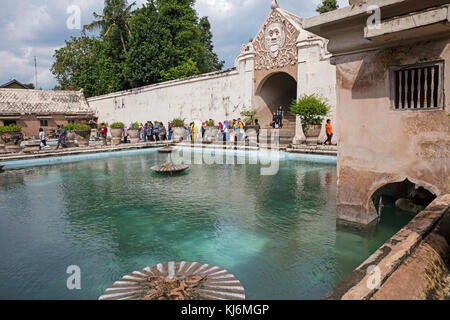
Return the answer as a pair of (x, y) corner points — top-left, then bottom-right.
(55, 125), (62, 149)
(99, 124), (107, 146)
(56, 125), (68, 149)
(255, 119), (261, 144)
(38, 128), (47, 151)
(168, 122), (173, 141)
(148, 121), (154, 142)
(154, 121), (160, 141)
(272, 112), (278, 128)
(184, 122), (190, 141)
(223, 120), (229, 142)
(159, 123), (167, 141)
(123, 125), (129, 143)
(277, 106), (284, 128)
(324, 119), (333, 145)
(143, 122), (148, 142)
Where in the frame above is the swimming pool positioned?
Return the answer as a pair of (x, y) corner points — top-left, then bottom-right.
(0, 148), (414, 299)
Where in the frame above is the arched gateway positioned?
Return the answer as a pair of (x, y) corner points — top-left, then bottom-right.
(88, 2), (336, 145)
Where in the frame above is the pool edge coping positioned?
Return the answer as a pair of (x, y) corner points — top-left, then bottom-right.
(324, 194), (450, 300)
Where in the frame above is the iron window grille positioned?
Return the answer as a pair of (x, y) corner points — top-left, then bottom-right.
(391, 61), (444, 110)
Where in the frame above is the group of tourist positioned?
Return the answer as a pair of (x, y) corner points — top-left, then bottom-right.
(181, 118), (262, 143)
(38, 125), (68, 150)
(139, 122), (173, 142)
(36, 115), (333, 150)
(271, 106), (284, 129)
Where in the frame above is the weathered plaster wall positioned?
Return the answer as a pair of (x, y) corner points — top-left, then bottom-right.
(88, 54), (254, 127)
(335, 38), (450, 224)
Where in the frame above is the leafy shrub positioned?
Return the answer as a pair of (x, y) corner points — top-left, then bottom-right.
(206, 119), (215, 127)
(110, 122), (124, 129)
(240, 107), (258, 125)
(64, 123), (91, 131)
(171, 118), (185, 128)
(289, 94), (330, 128)
(0, 124), (22, 133)
(129, 122), (140, 129)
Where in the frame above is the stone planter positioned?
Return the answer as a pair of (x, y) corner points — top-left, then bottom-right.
(173, 127), (185, 141)
(66, 131), (76, 148)
(0, 132), (23, 153)
(302, 124), (322, 145)
(74, 130), (91, 147)
(244, 125), (258, 144)
(111, 128), (123, 146)
(128, 128), (140, 144)
(205, 126), (219, 142)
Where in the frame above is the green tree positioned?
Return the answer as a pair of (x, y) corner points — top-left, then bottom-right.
(156, 0), (206, 74)
(51, 35), (101, 96)
(52, 0), (224, 96)
(160, 59), (199, 81)
(199, 16), (224, 72)
(316, 0), (339, 14)
(125, 1), (175, 87)
(83, 0), (136, 54)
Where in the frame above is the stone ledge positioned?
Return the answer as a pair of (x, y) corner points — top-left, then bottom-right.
(325, 194), (450, 300)
(287, 145), (338, 156)
(0, 141), (175, 162)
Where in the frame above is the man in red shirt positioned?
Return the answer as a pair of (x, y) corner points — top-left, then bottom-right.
(324, 119), (333, 145)
(99, 124), (108, 146)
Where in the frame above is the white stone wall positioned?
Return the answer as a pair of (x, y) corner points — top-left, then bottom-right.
(87, 51), (254, 127)
(295, 34), (338, 144)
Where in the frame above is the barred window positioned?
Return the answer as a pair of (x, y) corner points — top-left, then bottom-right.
(392, 61), (443, 110)
(40, 120), (48, 127)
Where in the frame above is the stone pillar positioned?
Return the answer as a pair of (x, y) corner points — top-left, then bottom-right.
(336, 164), (381, 225)
(292, 115), (306, 145)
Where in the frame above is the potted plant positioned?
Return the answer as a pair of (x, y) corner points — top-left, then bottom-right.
(289, 94), (330, 145)
(0, 124), (23, 153)
(171, 118), (185, 141)
(110, 122), (124, 145)
(205, 119), (218, 143)
(65, 123), (92, 147)
(240, 107), (258, 126)
(128, 122), (140, 143)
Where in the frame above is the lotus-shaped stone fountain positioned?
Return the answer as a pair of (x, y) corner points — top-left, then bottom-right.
(150, 161), (189, 175)
(99, 261), (245, 300)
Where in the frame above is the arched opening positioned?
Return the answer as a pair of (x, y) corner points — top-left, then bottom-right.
(370, 179), (436, 215)
(254, 72), (297, 128)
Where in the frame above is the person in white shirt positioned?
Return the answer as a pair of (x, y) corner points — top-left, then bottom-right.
(39, 128), (47, 151)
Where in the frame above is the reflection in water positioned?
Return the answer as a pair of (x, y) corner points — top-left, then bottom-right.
(0, 150), (413, 299)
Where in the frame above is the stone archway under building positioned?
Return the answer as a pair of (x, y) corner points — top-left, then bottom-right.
(254, 72), (297, 129)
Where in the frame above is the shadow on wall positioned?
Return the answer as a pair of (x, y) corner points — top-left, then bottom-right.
(255, 72), (297, 126)
(341, 41), (449, 100)
(371, 179), (436, 215)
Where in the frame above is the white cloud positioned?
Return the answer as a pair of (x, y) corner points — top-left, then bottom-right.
(0, 0), (351, 89)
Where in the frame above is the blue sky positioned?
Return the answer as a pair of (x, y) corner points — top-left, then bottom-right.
(0, 0), (348, 89)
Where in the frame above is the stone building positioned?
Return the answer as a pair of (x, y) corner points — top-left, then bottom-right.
(303, 0), (450, 224)
(0, 88), (94, 138)
(87, 0), (337, 144)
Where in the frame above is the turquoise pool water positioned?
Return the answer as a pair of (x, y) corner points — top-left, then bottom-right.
(0, 148), (414, 299)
